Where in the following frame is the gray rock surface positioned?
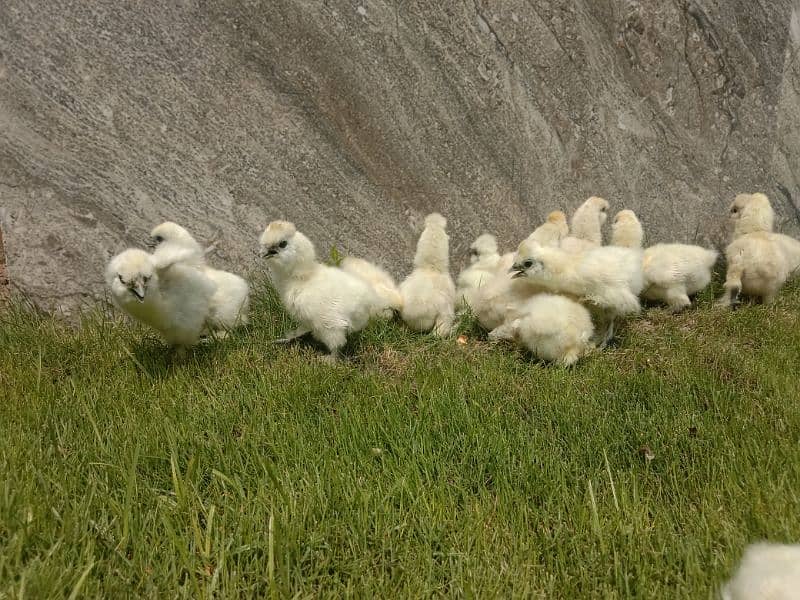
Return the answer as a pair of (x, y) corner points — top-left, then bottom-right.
(1, 0), (800, 313)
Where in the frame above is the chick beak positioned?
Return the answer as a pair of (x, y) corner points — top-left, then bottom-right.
(132, 282), (146, 302)
(510, 264), (526, 279)
(144, 236), (158, 249)
(259, 247), (278, 259)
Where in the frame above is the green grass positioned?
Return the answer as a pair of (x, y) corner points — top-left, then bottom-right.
(1, 278), (800, 598)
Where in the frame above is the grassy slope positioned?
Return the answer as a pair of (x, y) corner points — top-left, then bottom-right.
(1, 280), (799, 598)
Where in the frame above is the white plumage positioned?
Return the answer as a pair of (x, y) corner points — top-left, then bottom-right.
(399, 213), (456, 336)
(488, 294), (594, 366)
(611, 210), (718, 312)
(259, 220), (379, 361)
(511, 239), (643, 345)
(106, 248), (216, 352)
(456, 233), (501, 310)
(561, 196), (609, 253)
(529, 210), (570, 247)
(148, 221), (250, 333)
(720, 193), (800, 306)
(722, 542), (800, 600)
(340, 256), (403, 318)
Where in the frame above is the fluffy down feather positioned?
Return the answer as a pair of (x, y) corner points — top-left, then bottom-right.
(722, 542), (800, 600)
(561, 196), (609, 253)
(511, 240), (643, 344)
(528, 211), (569, 247)
(456, 233), (501, 310)
(488, 294), (594, 366)
(148, 221), (250, 331)
(106, 248), (216, 351)
(612, 210), (718, 311)
(259, 221), (379, 360)
(720, 193), (800, 306)
(340, 256), (403, 318)
(399, 213), (456, 336)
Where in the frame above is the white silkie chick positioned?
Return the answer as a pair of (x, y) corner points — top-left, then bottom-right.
(147, 222), (250, 333)
(561, 196), (609, 253)
(399, 213), (456, 336)
(528, 210), (570, 247)
(456, 233), (501, 310)
(612, 210), (718, 312)
(720, 193), (800, 306)
(488, 294), (594, 366)
(340, 256), (403, 318)
(722, 542), (800, 600)
(258, 221), (378, 361)
(106, 248), (216, 353)
(511, 239), (643, 346)
(470, 265), (542, 331)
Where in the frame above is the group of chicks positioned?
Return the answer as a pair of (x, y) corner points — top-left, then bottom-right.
(105, 192), (800, 365)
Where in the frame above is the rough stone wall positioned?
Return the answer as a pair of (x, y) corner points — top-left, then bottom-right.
(1, 0), (798, 312)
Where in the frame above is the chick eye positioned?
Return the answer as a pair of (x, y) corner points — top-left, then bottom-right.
(143, 276), (150, 283)
(155, 235), (164, 243)
(278, 240), (288, 248)
(524, 260), (534, 268)
(731, 207), (739, 213)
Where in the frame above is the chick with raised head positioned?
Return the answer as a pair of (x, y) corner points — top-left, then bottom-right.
(528, 210), (570, 247)
(147, 221), (250, 333)
(561, 196), (609, 253)
(511, 239), (643, 345)
(106, 248), (216, 353)
(340, 256), (402, 318)
(612, 210), (718, 312)
(259, 221), (379, 361)
(488, 294), (594, 366)
(722, 542), (800, 600)
(399, 213), (456, 336)
(719, 193), (800, 306)
(456, 233), (501, 310)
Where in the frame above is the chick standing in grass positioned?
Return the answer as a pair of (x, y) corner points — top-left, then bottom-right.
(340, 256), (403, 318)
(488, 294), (594, 366)
(611, 210), (718, 312)
(511, 238), (643, 346)
(106, 248), (216, 354)
(456, 233), (501, 310)
(399, 213), (456, 336)
(561, 196), (609, 253)
(259, 221), (379, 361)
(719, 193), (800, 307)
(722, 542), (800, 600)
(147, 222), (250, 333)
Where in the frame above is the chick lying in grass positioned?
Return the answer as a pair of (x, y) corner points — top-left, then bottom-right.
(259, 221), (379, 362)
(340, 256), (402, 318)
(611, 210), (718, 312)
(147, 221), (250, 334)
(488, 294), (594, 366)
(722, 542), (800, 600)
(511, 239), (643, 346)
(106, 248), (216, 355)
(456, 233), (501, 310)
(561, 196), (609, 253)
(399, 213), (456, 336)
(719, 193), (800, 307)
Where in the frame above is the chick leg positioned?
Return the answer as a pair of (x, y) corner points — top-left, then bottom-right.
(719, 261), (744, 309)
(664, 286), (691, 313)
(433, 310), (455, 337)
(315, 327), (347, 363)
(488, 321), (515, 341)
(597, 317), (615, 350)
(273, 326), (311, 344)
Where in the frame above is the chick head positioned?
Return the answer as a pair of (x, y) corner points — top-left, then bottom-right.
(146, 221), (195, 250)
(729, 193), (774, 235)
(106, 249), (156, 303)
(424, 212), (447, 229)
(585, 196), (610, 224)
(611, 209), (643, 247)
(469, 234), (498, 263)
(259, 221), (315, 269)
(510, 240), (545, 279)
(546, 210), (567, 225)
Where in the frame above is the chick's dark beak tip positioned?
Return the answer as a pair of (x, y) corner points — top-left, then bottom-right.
(511, 270), (525, 279)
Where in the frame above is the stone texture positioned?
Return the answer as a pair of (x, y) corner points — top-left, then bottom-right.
(1, 0), (799, 313)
